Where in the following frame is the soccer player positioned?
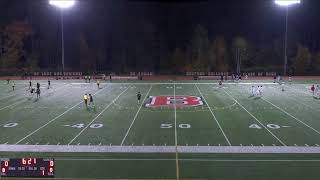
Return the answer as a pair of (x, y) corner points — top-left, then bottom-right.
(36, 88), (41, 98)
(12, 81), (15, 91)
(48, 80), (51, 89)
(84, 76), (87, 83)
(97, 80), (100, 89)
(137, 92), (141, 104)
(7, 79), (10, 84)
(258, 86), (263, 96)
(37, 82), (40, 90)
(251, 85), (255, 96)
(288, 76), (292, 85)
(88, 76), (91, 83)
(84, 94), (88, 107)
(311, 85), (315, 96)
(89, 94), (94, 106)
(29, 81), (32, 89)
(30, 88), (35, 95)
(219, 80), (222, 88)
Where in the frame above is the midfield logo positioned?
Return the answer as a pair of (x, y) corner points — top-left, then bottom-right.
(145, 96), (203, 107)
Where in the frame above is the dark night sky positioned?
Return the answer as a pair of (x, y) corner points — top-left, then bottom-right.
(1, 0), (320, 71)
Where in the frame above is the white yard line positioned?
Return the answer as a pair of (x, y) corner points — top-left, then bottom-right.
(105, 82), (278, 85)
(174, 82), (180, 180)
(262, 97), (320, 135)
(196, 84), (232, 146)
(2, 145), (320, 153)
(285, 84), (312, 96)
(0, 99), (25, 111)
(222, 89), (287, 146)
(120, 86), (153, 145)
(0, 84), (69, 111)
(68, 87), (130, 145)
(15, 86), (107, 144)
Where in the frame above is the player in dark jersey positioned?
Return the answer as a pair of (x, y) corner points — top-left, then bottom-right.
(36, 88), (41, 98)
(137, 92), (142, 104)
(37, 82), (40, 89)
(48, 80), (51, 89)
(12, 82), (15, 91)
(29, 81), (32, 89)
(89, 94), (94, 105)
(97, 81), (100, 89)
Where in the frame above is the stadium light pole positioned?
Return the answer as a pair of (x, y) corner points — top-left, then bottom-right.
(274, 0), (300, 76)
(49, 0), (76, 75)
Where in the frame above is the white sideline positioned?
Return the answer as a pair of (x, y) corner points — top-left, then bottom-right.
(1, 145), (320, 153)
(72, 82), (278, 85)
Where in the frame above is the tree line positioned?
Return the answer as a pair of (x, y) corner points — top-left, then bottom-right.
(0, 21), (320, 75)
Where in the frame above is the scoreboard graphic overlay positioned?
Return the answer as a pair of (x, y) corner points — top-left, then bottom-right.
(1, 158), (54, 177)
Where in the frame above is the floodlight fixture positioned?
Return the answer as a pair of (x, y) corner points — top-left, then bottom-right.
(49, 0), (76, 9)
(275, 0), (300, 6)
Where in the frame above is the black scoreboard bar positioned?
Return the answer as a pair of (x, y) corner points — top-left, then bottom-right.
(0, 158), (54, 178)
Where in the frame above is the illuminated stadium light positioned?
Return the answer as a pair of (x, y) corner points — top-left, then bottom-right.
(275, 0), (300, 6)
(49, 0), (76, 9)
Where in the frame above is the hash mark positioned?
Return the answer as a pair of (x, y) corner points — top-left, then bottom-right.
(35, 142), (39, 145)
(98, 143), (102, 146)
(46, 142), (49, 145)
(57, 142), (60, 145)
(77, 143), (80, 145)
(25, 142), (29, 145)
(316, 144), (320, 147)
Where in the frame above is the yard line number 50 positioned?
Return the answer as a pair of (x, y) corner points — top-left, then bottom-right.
(160, 124), (191, 129)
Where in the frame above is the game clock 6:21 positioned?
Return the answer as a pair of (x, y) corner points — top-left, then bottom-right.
(0, 158), (54, 177)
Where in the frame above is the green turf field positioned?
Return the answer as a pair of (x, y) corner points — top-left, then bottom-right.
(1, 79), (320, 179)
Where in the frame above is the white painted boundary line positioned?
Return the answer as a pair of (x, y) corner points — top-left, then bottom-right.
(195, 84), (231, 146)
(120, 85), (152, 145)
(173, 82), (180, 180)
(90, 82), (278, 85)
(2, 145), (320, 153)
(222, 89), (287, 146)
(69, 87), (130, 145)
(262, 97), (320, 136)
(0, 84), (69, 111)
(15, 86), (108, 144)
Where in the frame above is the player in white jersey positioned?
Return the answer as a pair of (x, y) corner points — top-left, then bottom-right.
(258, 86), (263, 96)
(251, 85), (255, 96)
